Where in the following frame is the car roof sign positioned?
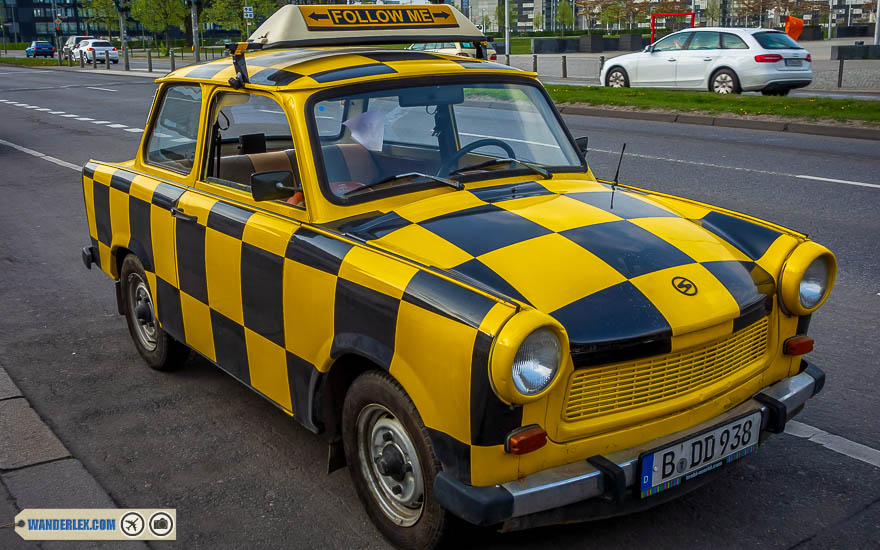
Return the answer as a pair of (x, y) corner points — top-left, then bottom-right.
(248, 4), (486, 49)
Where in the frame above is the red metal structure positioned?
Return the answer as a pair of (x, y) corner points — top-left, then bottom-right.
(650, 12), (695, 44)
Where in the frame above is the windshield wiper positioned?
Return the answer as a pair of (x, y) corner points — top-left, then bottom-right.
(449, 158), (550, 179)
(342, 172), (463, 197)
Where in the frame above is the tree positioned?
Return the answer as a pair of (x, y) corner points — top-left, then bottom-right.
(494, 1), (518, 33)
(557, 0), (575, 34)
(131, 0), (186, 55)
(705, 0), (722, 25)
(575, 0), (613, 30)
(82, 0), (119, 36)
(533, 10), (543, 30)
(481, 12), (493, 32)
(203, 0), (275, 39)
(621, 0), (645, 28)
(599, 1), (622, 29)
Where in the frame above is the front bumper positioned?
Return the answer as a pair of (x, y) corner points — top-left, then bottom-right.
(434, 361), (825, 528)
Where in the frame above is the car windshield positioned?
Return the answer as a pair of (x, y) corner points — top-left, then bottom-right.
(35, 42), (52, 47)
(311, 81), (582, 203)
(753, 32), (803, 50)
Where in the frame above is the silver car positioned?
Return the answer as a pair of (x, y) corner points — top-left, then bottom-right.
(73, 39), (120, 64)
(600, 28), (812, 95)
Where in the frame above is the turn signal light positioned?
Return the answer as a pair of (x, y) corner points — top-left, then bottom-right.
(505, 425), (547, 455)
(755, 54), (783, 63)
(112, 47), (118, 51)
(784, 335), (814, 355)
(805, 53), (812, 62)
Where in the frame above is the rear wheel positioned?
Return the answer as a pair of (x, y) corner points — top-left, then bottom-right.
(342, 370), (449, 550)
(710, 69), (741, 94)
(606, 67), (630, 88)
(120, 254), (189, 371)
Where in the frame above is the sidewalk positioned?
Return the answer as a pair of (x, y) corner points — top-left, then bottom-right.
(0, 365), (146, 549)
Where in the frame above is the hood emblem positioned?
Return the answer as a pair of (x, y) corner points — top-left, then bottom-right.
(672, 276), (698, 296)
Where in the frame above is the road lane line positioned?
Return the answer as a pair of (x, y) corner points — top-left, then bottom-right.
(48, 111), (64, 114)
(86, 86), (119, 92)
(107, 123), (127, 128)
(75, 117), (94, 121)
(90, 120), (111, 124)
(60, 114), (78, 117)
(36, 108), (51, 111)
(591, 148), (877, 189)
(795, 174), (880, 190)
(0, 138), (80, 171)
(785, 421), (880, 468)
(124, 128), (144, 133)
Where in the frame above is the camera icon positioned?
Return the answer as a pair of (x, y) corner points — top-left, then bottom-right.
(148, 512), (174, 537)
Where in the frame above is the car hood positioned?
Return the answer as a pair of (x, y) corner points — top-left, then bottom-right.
(337, 178), (784, 361)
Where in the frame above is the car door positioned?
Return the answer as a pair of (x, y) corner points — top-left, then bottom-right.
(172, 88), (307, 416)
(676, 31), (722, 88)
(637, 32), (693, 87)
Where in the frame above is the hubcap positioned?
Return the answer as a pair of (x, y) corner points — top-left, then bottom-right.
(609, 71), (625, 87)
(357, 404), (424, 526)
(127, 273), (158, 352)
(714, 73), (734, 94)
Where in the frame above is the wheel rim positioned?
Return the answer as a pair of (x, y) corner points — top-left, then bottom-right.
(127, 273), (158, 352)
(609, 71), (625, 87)
(713, 73), (734, 94)
(357, 404), (425, 527)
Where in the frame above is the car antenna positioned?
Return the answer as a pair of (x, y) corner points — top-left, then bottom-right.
(609, 143), (626, 209)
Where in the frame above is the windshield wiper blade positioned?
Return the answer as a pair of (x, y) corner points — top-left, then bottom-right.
(342, 172), (463, 197)
(449, 158), (550, 179)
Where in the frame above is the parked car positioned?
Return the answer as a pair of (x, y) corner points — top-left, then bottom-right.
(73, 39), (119, 64)
(408, 41), (498, 60)
(81, 5), (834, 549)
(25, 41), (55, 58)
(600, 28), (812, 95)
(63, 35), (95, 60)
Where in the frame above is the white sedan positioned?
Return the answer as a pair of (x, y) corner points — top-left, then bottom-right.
(600, 28), (812, 95)
(72, 39), (120, 64)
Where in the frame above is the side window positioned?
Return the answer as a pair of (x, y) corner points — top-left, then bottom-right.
(653, 32), (692, 52)
(687, 32), (721, 50)
(145, 85), (202, 174)
(315, 99), (347, 140)
(722, 33), (749, 49)
(410, 43), (425, 51)
(203, 92), (303, 208)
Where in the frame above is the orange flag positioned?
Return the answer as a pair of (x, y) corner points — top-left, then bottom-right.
(785, 16), (804, 41)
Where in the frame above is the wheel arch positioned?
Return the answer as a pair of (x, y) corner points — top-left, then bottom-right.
(605, 64), (629, 86)
(708, 66), (740, 91)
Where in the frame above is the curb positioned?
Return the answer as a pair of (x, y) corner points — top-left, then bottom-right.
(558, 105), (880, 141)
(0, 365), (147, 548)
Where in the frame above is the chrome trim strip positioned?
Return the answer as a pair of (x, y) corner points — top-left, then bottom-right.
(503, 371), (817, 518)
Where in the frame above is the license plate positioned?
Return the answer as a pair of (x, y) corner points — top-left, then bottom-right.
(638, 411), (761, 499)
(785, 59), (803, 67)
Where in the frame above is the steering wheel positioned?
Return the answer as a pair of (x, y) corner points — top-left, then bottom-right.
(437, 138), (516, 176)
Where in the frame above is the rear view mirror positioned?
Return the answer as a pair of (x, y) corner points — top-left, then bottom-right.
(398, 86), (464, 107)
(644, 45), (653, 53)
(575, 136), (588, 155)
(251, 170), (299, 202)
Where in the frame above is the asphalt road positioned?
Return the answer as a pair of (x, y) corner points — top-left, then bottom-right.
(0, 68), (878, 549)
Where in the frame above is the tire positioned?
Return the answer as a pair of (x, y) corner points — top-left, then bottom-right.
(710, 69), (741, 94)
(120, 254), (189, 371)
(112, 60), (119, 64)
(606, 67), (629, 88)
(342, 370), (449, 550)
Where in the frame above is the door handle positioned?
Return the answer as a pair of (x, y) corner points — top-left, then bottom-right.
(170, 207), (197, 223)
(703, 57), (713, 61)
(667, 58), (676, 62)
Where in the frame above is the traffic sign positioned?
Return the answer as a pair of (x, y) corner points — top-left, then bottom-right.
(55, 18), (62, 25)
(243, 6), (253, 13)
(244, 12), (254, 19)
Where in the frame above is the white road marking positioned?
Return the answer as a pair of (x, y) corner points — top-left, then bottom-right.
(36, 108), (51, 111)
(60, 114), (78, 117)
(86, 86), (118, 92)
(125, 128), (143, 133)
(90, 120), (111, 124)
(591, 148), (878, 189)
(795, 174), (880, 190)
(0, 138), (80, 171)
(786, 421), (880, 469)
(460, 131), (559, 148)
(172, 138), (193, 143)
(48, 111), (65, 114)
(107, 123), (127, 128)
(25, 105), (41, 109)
(75, 117), (95, 121)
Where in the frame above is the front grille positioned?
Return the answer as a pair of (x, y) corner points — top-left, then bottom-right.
(563, 318), (770, 422)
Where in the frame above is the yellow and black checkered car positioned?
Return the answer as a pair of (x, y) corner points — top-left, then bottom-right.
(78, 4), (836, 546)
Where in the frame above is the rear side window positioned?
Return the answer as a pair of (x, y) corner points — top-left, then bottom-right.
(145, 85), (202, 174)
(753, 32), (802, 50)
(91, 41), (112, 48)
(721, 33), (749, 49)
(687, 32), (720, 50)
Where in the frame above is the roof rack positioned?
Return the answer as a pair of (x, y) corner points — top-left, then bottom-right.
(224, 4), (489, 89)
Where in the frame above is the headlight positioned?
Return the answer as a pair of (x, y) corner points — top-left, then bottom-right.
(512, 328), (561, 396)
(489, 310), (569, 404)
(780, 242), (837, 316)
(799, 256), (831, 309)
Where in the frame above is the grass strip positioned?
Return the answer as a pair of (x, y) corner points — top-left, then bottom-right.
(0, 56), (61, 67)
(544, 85), (880, 124)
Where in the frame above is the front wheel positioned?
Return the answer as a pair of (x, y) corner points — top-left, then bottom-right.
(120, 254), (189, 370)
(343, 371), (449, 549)
(710, 69), (741, 94)
(606, 67), (629, 88)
